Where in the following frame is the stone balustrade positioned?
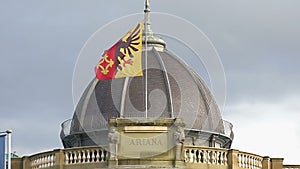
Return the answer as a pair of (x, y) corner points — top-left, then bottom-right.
(184, 146), (264, 169)
(64, 147), (107, 164)
(26, 146), (108, 169)
(237, 151), (263, 169)
(11, 146), (298, 169)
(184, 146), (228, 165)
(30, 151), (56, 169)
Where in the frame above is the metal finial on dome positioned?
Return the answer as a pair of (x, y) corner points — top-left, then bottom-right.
(142, 0), (166, 48)
(143, 0), (152, 36)
(144, 0), (150, 13)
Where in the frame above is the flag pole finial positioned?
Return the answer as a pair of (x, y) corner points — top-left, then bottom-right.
(142, 0), (166, 47)
(144, 0), (150, 13)
(143, 0), (152, 36)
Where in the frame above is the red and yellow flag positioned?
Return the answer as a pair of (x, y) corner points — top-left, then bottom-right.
(95, 21), (144, 80)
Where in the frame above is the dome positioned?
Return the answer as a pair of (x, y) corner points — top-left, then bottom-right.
(60, 3), (233, 148)
(60, 38), (233, 148)
(72, 47), (224, 129)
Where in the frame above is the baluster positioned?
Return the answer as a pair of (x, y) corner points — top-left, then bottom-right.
(243, 155), (246, 168)
(240, 154), (243, 168)
(47, 154), (52, 167)
(82, 150), (86, 163)
(50, 155), (53, 166)
(44, 155), (47, 167)
(37, 157), (41, 168)
(49, 155), (53, 166)
(77, 150), (82, 163)
(247, 156), (250, 168)
(70, 152), (74, 164)
(245, 155), (249, 168)
(208, 150), (212, 164)
(74, 152), (78, 164)
(192, 149), (196, 163)
(238, 154), (242, 167)
(203, 150), (208, 163)
(213, 151), (216, 164)
(47, 155), (51, 167)
(224, 151), (228, 165)
(217, 151), (220, 164)
(210, 150), (213, 164)
(104, 149), (107, 162)
(188, 149), (192, 162)
(254, 158), (257, 169)
(34, 160), (37, 169)
(211, 151), (215, 164)
(194, 150), (198, 163)
(219, 151), (223, 164)
(102, 150), (106, 162)
(45, 155), (49, 167)
(249, 156), (252, 168)
(37, 156), (40, 168)
(34, 158), (37, 169)
(41, 156), (44, 168)
(38, 156), (41, 168)
(197, 150), (202, 163)
(185, 149), (189, 162)
(91, 149), (96, 162)
(259, 158), (263, 169)
(218, 151), (221, 164)
(52, 154), (55, 166)
(42, 156), (45, 168)
(45, 156), (48, 168)
(188, 149), (193, 163)
(86, 150), (91, 163)
(243, 154), (246, 168)
(96, 149), (100, 162)
(45, 155), (48, 167)
(200, 150), (204, 163)
(86, 150), (90, 163)
(65, 152), (69, 164)
(98, 150), (102, 162)
(250, 156), (254, 169)
(103, 149), (106, 161)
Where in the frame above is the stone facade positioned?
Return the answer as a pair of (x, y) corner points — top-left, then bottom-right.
(11, 118), (299, 169)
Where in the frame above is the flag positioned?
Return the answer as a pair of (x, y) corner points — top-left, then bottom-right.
(0, 135), (5, 169)
(95, 21), (144, 80)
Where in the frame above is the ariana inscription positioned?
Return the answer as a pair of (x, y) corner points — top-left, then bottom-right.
(129, 138), (163, 146)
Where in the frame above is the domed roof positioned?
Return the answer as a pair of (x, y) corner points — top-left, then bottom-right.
(70, 43), (225, 137)
(61, 2), (232, 148)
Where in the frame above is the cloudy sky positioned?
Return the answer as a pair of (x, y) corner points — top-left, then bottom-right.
(0, 0), (299, 164)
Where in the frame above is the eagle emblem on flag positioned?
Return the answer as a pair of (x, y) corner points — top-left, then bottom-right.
(95, 21), (144, 80)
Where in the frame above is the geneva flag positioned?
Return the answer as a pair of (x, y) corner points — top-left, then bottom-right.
(95, 21), (144, 80)
(0, 135), (5, 169)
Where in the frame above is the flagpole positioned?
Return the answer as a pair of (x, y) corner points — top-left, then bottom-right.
(144, 0), (150, 118)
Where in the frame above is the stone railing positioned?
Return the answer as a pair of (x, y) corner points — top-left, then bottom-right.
(11, 146), (297, 169)
(237, 151), (263, 169)
(184, 146), (228, 165)
(30, 151), (56, 169)
(27, 146), (108, 169)
(64, 147), (107, 164)
(283, 165), (300, 169)
(184, 146), (263, 169)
